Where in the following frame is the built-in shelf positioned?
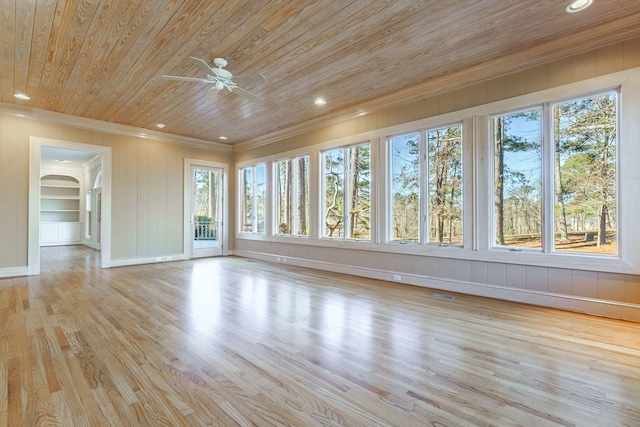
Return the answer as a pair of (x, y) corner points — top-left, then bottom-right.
(40, 174), (81, 245)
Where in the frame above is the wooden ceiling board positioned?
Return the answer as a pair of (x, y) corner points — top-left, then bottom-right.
(3, 0), (640, 146)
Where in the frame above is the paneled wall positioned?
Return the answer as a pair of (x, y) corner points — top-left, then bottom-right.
(0, 115), (231, 270)
(233, 38), (640, 321)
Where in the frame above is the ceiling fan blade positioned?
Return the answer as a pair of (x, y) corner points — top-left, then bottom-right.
(162, 75), (207, 83)
(189, 57), (217, 75)
(230, 86), (263, 102)
(205, 87), (219, 102)
(233, 73), (267, 86)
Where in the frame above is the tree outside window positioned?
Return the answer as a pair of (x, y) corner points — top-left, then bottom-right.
(428, 125), (463, 244)
(390, 133), (420, 242)
(240, 164), (266, 234)
(389, 125), (463, 245)
(323, 143), (370, 240)
(492, 91), (618, 254)
(275, 155), (309, 236)
(493, 109), (543, 248)
(553, 92), (617, 254)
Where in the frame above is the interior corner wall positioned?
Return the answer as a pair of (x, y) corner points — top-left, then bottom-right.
(231, 37), (640, 322)
(0, 116), (231, 271)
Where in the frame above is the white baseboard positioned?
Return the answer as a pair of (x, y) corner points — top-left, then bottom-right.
(0, 266), (29, 279)
(110, 253), (187, 268)
(232, 249), (640, 323)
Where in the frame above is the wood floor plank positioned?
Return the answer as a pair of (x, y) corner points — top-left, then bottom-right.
(1, 245), (639, 426)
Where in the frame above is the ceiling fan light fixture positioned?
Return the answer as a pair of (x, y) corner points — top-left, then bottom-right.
(314, 98), (326, 106)
(14, 93), (30, 100)
(566, 0), (593, 13)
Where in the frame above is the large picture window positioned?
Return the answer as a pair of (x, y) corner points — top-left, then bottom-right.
(492, 90), (618, 255)
(240, 164), (266, 234)
(275, 155), (309, 236)
(389, 124), (463, 245)
(553, 92), (617, 255)
(323, 143), (371, 240)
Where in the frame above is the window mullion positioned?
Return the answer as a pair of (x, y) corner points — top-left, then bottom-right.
(343, 147), (350, 240)
(420, 129), (427, 245)
(542, 102), (554, 253)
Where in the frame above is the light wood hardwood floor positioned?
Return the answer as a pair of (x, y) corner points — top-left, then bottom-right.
(1, 246), (639, 426)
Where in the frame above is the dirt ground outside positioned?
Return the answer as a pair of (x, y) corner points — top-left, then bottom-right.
(503, 230), (617, 254)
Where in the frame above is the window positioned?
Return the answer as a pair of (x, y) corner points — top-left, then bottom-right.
(390, 133), (420, 242)
(493, 108), (543, 249)
(322, 143), (371, 240)
(428, 125), (463, 244)
(389, 124), (463, 245)
(492, 90), (618, 255)
(553, 92), (617, 255)
(275, 155), (310, 236)
(240, 164), (266, 234)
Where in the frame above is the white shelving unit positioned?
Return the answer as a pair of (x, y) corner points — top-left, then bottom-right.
(40, 174), (81, 246)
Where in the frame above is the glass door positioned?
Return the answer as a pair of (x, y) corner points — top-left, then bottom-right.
(190, 165), (223, 258)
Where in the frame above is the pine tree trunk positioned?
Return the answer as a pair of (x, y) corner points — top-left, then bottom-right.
(349, 147), (359, 238)
(297, 157), (307, 235)
(554, 112), (569, 242)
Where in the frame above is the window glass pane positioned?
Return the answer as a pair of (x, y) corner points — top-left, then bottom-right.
(553, 92), (617, 254)
(428, 125), (463, 244)
(255, 164), (266, 234)
(276, 160), (291, 235)
(276, 156), (309, 237)
(295, 156), (310, 236)
(241, 167), (253, 232)
(390, 133), (420, 242)
(324, 148), (344, 237)
(493, 108), (543, 248)
(347, 144), (371, 240)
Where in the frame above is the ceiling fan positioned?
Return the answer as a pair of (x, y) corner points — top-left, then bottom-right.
(162, 57), (266, 102)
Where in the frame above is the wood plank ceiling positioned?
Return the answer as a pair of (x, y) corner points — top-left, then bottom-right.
(2, 0), (640, 147)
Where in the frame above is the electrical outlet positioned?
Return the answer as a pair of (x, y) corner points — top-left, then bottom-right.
(393, 274), (401, 281)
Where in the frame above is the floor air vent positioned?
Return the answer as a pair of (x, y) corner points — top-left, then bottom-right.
(432, 293), (456, 300)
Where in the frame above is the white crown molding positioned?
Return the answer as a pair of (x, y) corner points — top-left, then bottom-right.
(0, 102), (232, 153)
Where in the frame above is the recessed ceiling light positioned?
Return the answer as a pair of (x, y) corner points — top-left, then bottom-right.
(314, 98), (326, 106)
(14, 93), (30, 100)
(219, 136), (228, 140)
(566, 0), (593, 13)
(155, 123), (166, 128)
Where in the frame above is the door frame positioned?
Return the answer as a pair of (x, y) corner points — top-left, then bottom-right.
(29, 137), (112, 274)
(183, 158), (229, 258)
